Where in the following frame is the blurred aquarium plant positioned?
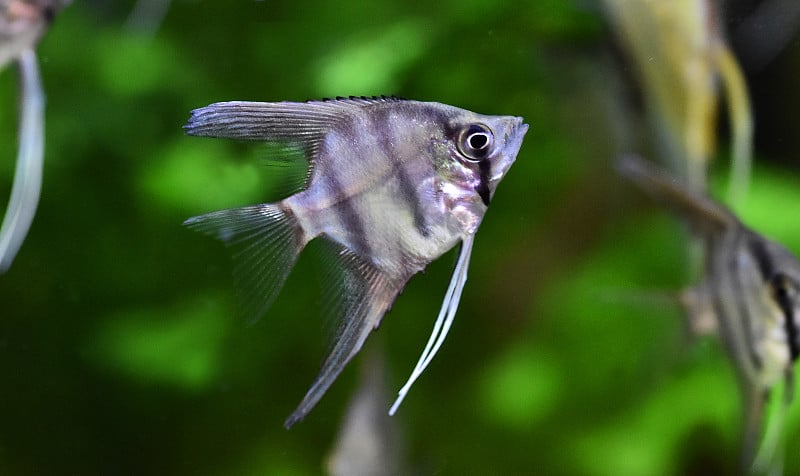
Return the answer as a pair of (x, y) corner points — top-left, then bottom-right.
(0, 0), (68, 272)
(325, 343), (401, 476)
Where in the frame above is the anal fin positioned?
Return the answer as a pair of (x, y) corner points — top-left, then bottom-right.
(284, 244), (403, 428)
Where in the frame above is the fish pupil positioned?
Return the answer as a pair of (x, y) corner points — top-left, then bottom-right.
(468, 133), (489, 150)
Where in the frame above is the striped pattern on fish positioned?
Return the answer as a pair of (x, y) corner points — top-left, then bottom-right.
(183, 97), (528, 427)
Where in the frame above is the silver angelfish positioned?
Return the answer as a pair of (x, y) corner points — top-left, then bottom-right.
(183, 97), (528, 428)
(618, 155), (800, 473)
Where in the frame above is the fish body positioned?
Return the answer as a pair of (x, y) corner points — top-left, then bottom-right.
(617, 155), (800, 470)
(184, 97), (528, 427)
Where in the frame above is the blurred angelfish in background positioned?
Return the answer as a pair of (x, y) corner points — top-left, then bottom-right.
(603, 0), (753, 207)
(618, 154), (800, 475)
(183, 96), (528, 427)
(0, 0), (69, 273)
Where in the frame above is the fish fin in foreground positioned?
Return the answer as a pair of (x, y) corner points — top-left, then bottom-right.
(389, 234), (474, 415)
(183, 203), (306, 325)
(285, 243), (403, 428)
(615, 154), (737, 235)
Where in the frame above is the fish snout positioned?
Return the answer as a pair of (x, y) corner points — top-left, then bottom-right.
(506, 118), (528, 152)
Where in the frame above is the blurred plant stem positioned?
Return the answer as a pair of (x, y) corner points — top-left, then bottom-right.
(326, 340), (402, 476)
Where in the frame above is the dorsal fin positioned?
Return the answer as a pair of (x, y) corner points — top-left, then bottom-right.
(284, 242), (404, 428)
(616, 154), (738, 234)
(319, 95), (405, 106)
(184, 97), (405, 175)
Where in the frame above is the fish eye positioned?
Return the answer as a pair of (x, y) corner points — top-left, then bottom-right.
(457, 124), (494, 162)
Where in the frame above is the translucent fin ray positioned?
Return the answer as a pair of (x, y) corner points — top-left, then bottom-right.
(184, 98), (402, 183)
(284, 244), (402, 428)
(184, 98), (400, 145)
(185, 101), (336, 142)
(183, 203), (305, 325)
(389, 235), (474, 415)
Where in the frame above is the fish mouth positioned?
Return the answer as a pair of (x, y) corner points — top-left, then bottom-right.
(505, 117), (528, 156)
(489, 118), (528, 182)
(510, 117), (529, 144)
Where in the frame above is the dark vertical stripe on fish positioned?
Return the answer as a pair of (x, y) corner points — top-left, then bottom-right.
(747, 237), (775, 281)
(372, 106), (429, 237)
(769, 273), (800, 361)
(476, 159), (491, 206)
(326, 115), (371, 259)
(786, 316), (799, 362)
(778, 283), (799, 361)
(747, 236), (799, 361)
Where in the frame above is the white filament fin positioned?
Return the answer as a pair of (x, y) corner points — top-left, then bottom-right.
(0, 50), (44, 273)
(389, 235), (475, 416)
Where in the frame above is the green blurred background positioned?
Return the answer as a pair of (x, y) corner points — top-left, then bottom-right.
(1, 1), (799, 474)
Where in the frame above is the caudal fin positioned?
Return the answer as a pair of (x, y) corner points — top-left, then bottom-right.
(184, 203), (306, 324)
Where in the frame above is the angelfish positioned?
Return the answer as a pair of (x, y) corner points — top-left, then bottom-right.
(183, 96), (528, 427)
(617, 155), (800, 471)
